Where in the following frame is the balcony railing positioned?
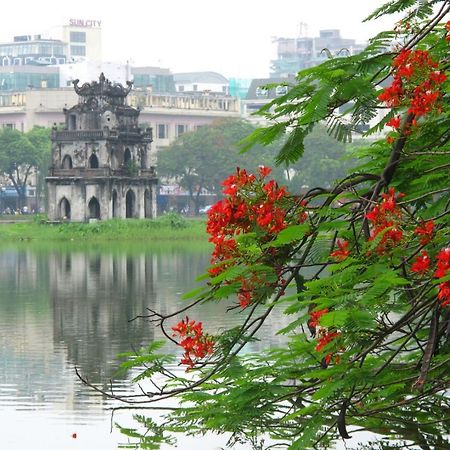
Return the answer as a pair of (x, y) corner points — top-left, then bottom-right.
(52, 130), (105, 141)
(47, 167), (157, 178)
(52, 128), (152, 142)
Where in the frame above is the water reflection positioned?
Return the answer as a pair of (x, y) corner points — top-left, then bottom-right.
(0, 245), (293, 449)
(51, 252), (152, 382)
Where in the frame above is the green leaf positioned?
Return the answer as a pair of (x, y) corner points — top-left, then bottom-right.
(266, 223), (310, 247)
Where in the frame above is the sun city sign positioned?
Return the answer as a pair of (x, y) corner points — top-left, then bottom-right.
(69, 19), (102, 28)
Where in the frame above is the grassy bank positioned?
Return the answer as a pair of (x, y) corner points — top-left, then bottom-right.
(0, 213), (209, 244)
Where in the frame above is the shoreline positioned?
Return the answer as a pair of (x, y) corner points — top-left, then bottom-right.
(0, 215), (209, 244)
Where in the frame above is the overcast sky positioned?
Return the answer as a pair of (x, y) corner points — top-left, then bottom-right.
(2, 0), (398, 78)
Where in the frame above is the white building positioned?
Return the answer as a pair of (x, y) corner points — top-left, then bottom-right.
(174, 72), (229, 96)
(62, 18), (102, 62)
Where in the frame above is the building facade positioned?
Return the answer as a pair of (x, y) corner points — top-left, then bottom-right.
(0, 86), (240, 150)
(46, 73), (157, 222)
(62, 19), (102, 62)
(0, 35), (67, 67)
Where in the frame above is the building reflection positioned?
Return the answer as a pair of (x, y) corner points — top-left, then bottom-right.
(49, 251), (161, 382)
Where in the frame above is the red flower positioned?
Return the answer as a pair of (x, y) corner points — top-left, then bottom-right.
(429, 71), (446, 84)
(258, 165), (272, 177)
(438, 281), (450, 307)
(414, 220), (434, 245)
(378, 78), (404, 107)
(315, 331), (340, 352)
(434, 248), (450, 279)
(381, 187), (404, 213)
(379, 49), (444, 119)
(172, 316), (203, 337)
(238, 290), (252, 308)
(386, 115), (401, 129)
(411, 250), (431, 274)
(330, 240), (350, 261)
(308, 308), (329, 328)
(172, 317), (214, 368)
(386, 136), (396, 144)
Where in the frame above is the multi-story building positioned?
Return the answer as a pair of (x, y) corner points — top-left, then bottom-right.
(0, 34), (67, 67)
(271, 29), (366, 78)
(0, 19), (102, 93)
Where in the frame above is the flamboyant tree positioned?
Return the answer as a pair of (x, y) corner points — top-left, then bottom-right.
(83, 2), (450, 449)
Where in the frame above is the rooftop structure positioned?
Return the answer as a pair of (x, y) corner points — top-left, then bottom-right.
(173, 71), (229, 95)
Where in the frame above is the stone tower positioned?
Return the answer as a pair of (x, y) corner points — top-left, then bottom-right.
(46, 73), (157, 222)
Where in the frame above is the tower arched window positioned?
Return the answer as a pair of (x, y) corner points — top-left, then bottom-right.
(88, 153), (99, 169)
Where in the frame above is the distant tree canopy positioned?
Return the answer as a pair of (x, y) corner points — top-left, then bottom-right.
(286, 124), (355, 191)
(157, 118), (351, 213)
(0, 126), (51, 206)
(156, 118), (285, 213)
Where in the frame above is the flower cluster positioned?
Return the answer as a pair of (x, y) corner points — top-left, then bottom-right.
(208, 167), (290, 239)
(414, 220), (435, 245)
(172, 317), (214, 368)
(410, 250), (431, 274)
(315, 330), (340, 352)
(365, 188), (405, 254)
(330, 239), (350, 261)
(316, 329), (342, 366)
(308, 308), (329, 329)
(435, 248), (450, 307)
(407, 218), (449, 308)
(207, 167), (306, 308)
(307, 308), (342, 366)
(379, 49), (446, 122)
(446, 21), (450, 41)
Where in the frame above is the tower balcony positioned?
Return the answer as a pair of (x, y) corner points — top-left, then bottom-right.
(47, 166), (156, 179)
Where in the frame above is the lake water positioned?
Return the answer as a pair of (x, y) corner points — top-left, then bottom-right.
(0, 244), (295, 450)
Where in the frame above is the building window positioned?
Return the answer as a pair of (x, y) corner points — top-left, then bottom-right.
(193, 84), (198, 92)
(176, 124), (186, 137)
(178, 85), (184, 92)
(157, 124), (168, 139)
(70, 45), (86, 56)
(3, 123), (15, 129)
(70, 32), (86, 43)
(256, 86), (268, 97)
(275, 85), (288, 96)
